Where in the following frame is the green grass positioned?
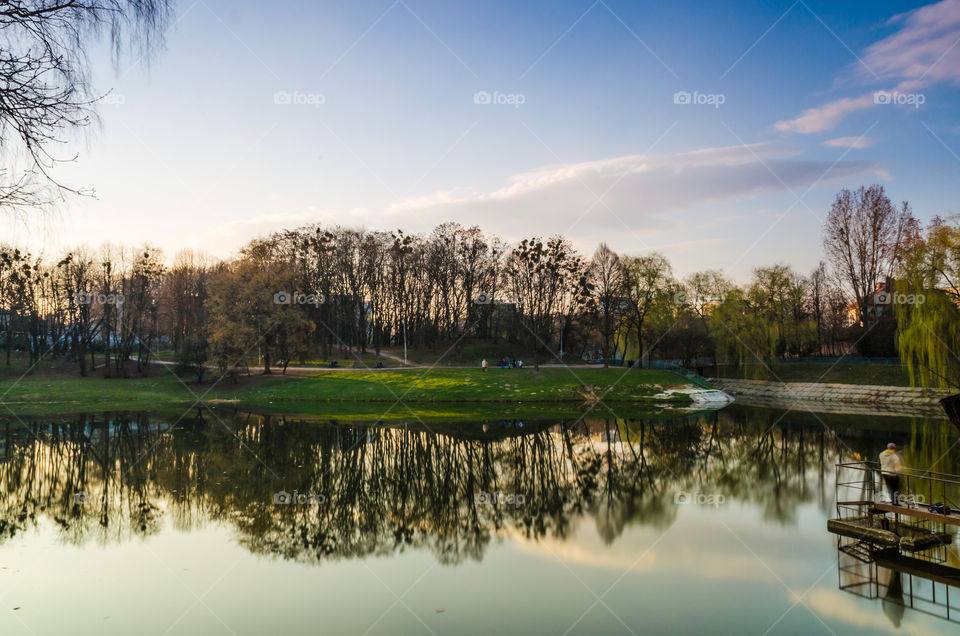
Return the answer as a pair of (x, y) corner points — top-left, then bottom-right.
(0, 367), (695, 417)
(712, 362), (913, 386)
(229, 368), (691, 404)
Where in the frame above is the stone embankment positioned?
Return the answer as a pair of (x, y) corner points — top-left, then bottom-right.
(709, 378), (952, 416)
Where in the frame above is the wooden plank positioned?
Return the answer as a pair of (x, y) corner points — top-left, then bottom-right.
(872, 502), (960, 526)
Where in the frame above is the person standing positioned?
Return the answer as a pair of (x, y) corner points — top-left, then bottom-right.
(879, 443), (903, 505)
(481, 359), (488, 373)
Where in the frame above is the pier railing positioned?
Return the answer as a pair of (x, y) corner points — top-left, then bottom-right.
(836, 461), (960, 517)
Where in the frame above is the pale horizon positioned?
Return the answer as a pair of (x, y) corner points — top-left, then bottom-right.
(8, 0), (960, 281)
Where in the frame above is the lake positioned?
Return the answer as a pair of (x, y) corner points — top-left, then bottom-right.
(0, 404), (957, 635)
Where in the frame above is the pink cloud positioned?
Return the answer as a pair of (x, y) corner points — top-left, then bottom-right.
(776, 0), (960, 134)
(821, 136), (873, 149)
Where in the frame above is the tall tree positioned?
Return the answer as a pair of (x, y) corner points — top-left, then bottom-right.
(622, 253), (672, 364)
(822, 185), (916, 324)
(588, 244), (624, 367)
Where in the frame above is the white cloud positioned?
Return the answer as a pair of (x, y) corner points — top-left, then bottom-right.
(776, 0), (960, 134)
(822, 136), (874, 149)
(384, 142), (880, 251)
(866, 0), (960, 83)
(776, 94), (877, 134)
(804, 588), (949, 636)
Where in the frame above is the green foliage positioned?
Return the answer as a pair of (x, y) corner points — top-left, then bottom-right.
(895, 215), (960, 389)
(897, 290), (960, 388)
(175, 335), (209, 383)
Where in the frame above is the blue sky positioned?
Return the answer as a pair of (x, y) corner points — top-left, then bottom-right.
(14, 0), (960, 281)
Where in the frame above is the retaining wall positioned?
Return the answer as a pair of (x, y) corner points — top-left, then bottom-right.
(709, 378), (952, 411)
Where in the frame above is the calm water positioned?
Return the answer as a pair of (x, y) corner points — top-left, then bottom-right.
(0, 405), (957, 635)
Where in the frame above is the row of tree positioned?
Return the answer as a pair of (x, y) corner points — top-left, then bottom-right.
(2, 184), (958, 386)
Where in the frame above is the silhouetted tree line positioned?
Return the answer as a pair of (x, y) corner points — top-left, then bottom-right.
(0, 225), (854, 376)
(4, 184), (959, 378)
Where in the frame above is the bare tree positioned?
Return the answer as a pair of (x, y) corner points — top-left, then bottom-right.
(0, 0), (171, 212)
(588, 243), (624, 367)
(823, 185), (916, 323)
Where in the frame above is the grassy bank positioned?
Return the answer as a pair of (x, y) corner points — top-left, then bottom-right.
(0, 367), (696, 417)
(710, 362), (912, 386)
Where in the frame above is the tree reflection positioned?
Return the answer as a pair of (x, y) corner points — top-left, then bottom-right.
(0, 406), (951, 565)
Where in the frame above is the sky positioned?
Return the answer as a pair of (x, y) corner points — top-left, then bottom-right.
(9, 0), (960, 282)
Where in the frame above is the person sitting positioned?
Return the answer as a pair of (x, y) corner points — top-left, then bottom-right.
(879, 443), (904, 505)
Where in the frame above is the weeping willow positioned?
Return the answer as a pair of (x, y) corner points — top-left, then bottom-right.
(709, 291), (780, 379)
(896, 289), (960, 389)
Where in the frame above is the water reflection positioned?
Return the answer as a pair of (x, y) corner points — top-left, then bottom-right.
(2, 405), (954, 570)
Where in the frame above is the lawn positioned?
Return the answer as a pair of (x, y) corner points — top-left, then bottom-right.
(230, 367), (692, 405)
(0, 367), (695, 417)
(710, 362), (913, 386)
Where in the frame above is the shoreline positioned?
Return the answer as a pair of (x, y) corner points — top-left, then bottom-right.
(711, 378), (952, 416)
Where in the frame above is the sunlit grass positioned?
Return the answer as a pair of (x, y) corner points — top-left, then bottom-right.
(0, 367), (694, 416)
(234, 368), (692, 404)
